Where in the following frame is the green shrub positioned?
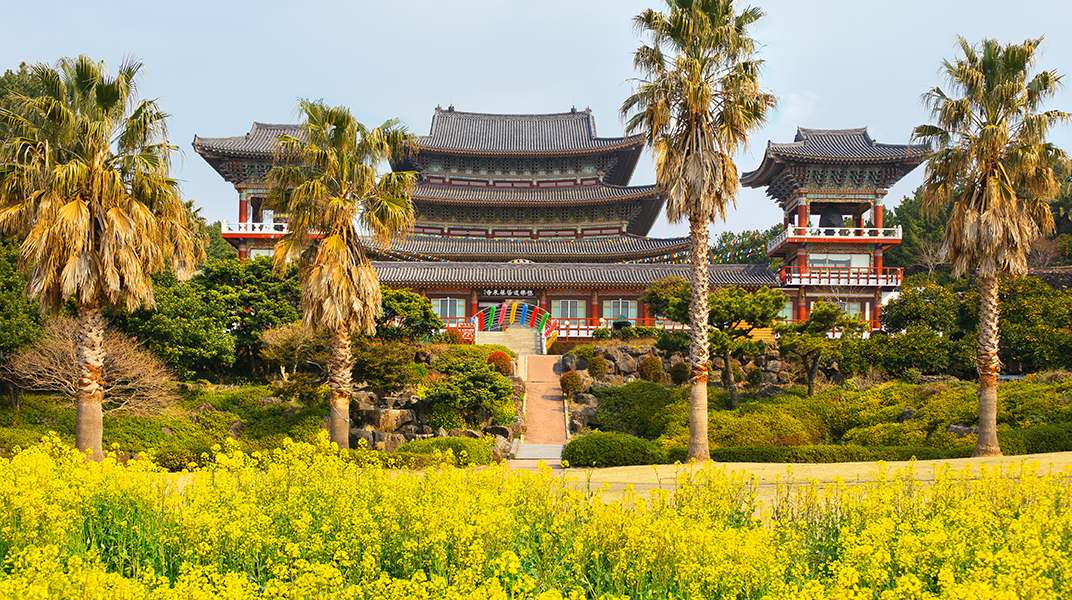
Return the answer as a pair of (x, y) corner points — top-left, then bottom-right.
(746, 366), (763, 387)
(656, 330), (689, 355)
(902, 368), (922, 384)
(560, 371), (583, 396)
(566, 344), (597, 361)
(352, 339), (418, 395)
(443, 329), (465, 345)
(594, 381), (676, 438)
(587, 356), (609, 378)
(639, 356), (663, 382)
(425, 359), (513, 427)
(277, 373), (328, 407)
(561, 432), (667, 467)
(398, 437), (494, 465)
(487, 351), (513, 376)
(999, 422), (1072, 454)
(705, 444), (971, 463)
(670, 362), (690, 385)
(592, 328), (611, 340)
(429, 403), (467, 430)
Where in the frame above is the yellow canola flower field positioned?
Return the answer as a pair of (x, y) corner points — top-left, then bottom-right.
(0, 432), (1070, 600)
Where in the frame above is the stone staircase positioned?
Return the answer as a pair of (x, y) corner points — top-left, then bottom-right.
(476, 326), (542, 356)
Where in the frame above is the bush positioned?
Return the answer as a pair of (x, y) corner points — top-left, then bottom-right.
(746, 366), (763, 387)
(277, 373), (328, 407)
(429, 403), (467, 430)
(486, 351), (512, 376)
(443, 329), (465, 345)
(999, 422), (1072, 455)
(704, 444), (972, 463)
(638, 356), (663, 382)
(594, 381), (675, 438)
(655, 330), (689, 355)
(425, 359), (513, 427)
(561, 432), (667, 467)
(587, 356), (610, 378)
(560, 371), (583, 396)
(670, 361), (690, 385)
(902, 368), (922, 384)
(352, 339), (418, 395)
(397, 437), (494, 465)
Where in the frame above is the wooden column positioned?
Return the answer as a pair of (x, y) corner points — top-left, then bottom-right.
(239, 198), (249, 222)
(469, 290), (478, 319)
(238, 243), (248, 261)
(591, 290), (600, 327)
(797, 288), (808, 322)
(873, 204), (884, 228)
(874, 246), (883, 270)
(797, 203), (808, 227)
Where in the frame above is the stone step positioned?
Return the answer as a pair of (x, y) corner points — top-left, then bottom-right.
(514, 443), (565, 460)
(476, 326), (541, 356)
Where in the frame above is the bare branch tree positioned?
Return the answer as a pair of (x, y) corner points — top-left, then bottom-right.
(1028, 237), (1060, 269)
(0, 317), (175, 414)
(914, 239), (948, 276)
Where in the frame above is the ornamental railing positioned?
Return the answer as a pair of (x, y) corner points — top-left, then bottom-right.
(778, 265), (903, 287)
(469, 302), (558, 354)
(221, 221), (289, 235)
(767, 225), (902, 253)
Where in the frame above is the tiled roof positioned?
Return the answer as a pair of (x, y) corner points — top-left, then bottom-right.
(412, 181), (660, 205)
(420, 108), (644, 154)
(374, 261), (781, 288)
(765, 128), (930, 162)
(364, 234), (690, 262)
(192, 123), (302, 157)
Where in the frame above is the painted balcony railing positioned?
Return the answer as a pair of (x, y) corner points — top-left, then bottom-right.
(778, 265), (903, 287)
(221, 221), (290, 235)
(766, 225), (902, 254)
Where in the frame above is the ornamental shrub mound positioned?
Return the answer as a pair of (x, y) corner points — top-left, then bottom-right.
(486, 351), (512, 376)
(670, 361), (690, 385)
(561, 431), (667, 467)
(397, 436), (493, 465)
(560, 371), (583, 396)
(639, 356), (663, 382)
(587, 355), (609, 378)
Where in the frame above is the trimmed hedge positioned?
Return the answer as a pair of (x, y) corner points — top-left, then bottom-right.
(998, 422), (1072, 455)
(560, 371), (583, 396)
(397, 437), (494, 465)
(486, 351), (513, 376)
(587, 356), (610, 378)
(639, 356), (663, 382)
(670, 362), (690, 385)
(562, 432), (666, 467)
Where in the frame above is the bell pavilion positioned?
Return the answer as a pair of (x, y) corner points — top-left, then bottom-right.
(194, 108), (923, 343)
(741, 127), (929, 327)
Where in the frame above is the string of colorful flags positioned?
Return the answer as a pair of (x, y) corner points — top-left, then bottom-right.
(619, 230), (770, 264)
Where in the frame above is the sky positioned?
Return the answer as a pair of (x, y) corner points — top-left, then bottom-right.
(2, 0), (1070, 239)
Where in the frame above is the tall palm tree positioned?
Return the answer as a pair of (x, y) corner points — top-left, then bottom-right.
(621, 0), (775, 461)
(0, 56), (203, 457)
(268, 99), (417, 450)
(914, 37), (1068, 457)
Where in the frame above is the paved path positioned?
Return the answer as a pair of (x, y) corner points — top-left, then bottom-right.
(522, 355), (567, 445)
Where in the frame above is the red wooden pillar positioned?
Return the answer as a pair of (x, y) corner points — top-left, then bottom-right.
(796, 203), (808, 227)
(238, 243), (248, 261)
(469, 290), (478, 319)
(874, 246), (883, 270)
(873, 204), (884, 228)
(239, 198), (249, 223)
(591, 290), (600, 327)
(797, 289), (808, 322)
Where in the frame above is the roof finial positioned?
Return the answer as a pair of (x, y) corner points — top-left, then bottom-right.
(448, 103), (454, 112)
(571, 105), (576, 113)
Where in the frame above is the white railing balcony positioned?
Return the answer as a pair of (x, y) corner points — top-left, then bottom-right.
(778, 265), (903, 287)
(221, 221), (290, 236)
(767, 225), (902, 254)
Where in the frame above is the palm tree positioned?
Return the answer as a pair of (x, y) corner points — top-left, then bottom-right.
(621, 0), (776, 461)
(913, 37), (1068, 457)
(0, 56), (203, 458)
(268, 99), (417, 450)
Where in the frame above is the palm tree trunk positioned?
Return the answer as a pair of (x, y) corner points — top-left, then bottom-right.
(974, 274), (1002, 457)
(75, 303), (106, 459)
(327, 325), (354, 450)
(687, 216), (711, 461)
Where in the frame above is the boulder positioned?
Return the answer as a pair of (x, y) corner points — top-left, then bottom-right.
(351, 390), (377, 410)
(590, 374), (628, 391)
(600, 347), (628, 368)
(755, 384), (786, 400)
(378, 433), (406, 453)
(508, 376), (526, 398)
(227, 421), (243, 440)
(616, 354), (639, 375)
(461, 429), (483, 439)
(435, 427), (448, 438)
(560, 354), (588, 372)
(947, 424), (977, 438)
(575, 393), (599, 407)
(763, 360), (781, 373)
(569, 405), (598, 432)
(493, 435), (511, 460)
(897, 407), (917, 423)
(349, 428), (376, 450)
(484, 425), (513, 442)
(354, 408), (415, 433)
(777, 371), (793, 385)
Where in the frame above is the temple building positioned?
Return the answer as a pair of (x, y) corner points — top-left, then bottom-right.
(194, 109), (922, 344)
(741, 127), (929, 327)
(194, 107), (780, 342)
